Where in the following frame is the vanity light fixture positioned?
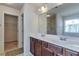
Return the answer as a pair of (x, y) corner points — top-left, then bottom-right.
(46, 14), (51, 17)
(38, 5), (48, 13)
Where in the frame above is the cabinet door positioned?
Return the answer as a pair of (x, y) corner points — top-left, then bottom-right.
(30, 37), (35, 55)
(35, 39), (42, 56)
(42, 41), (48, 48)
(63, 48), (78, 56)
(42, 47), (53, 56)
(48, 43), (63, 56)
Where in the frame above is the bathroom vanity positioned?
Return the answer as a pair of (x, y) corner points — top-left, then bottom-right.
(30, 34), (79, 56)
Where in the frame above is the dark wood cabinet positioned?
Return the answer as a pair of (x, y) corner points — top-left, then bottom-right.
(41, 41), (53, 56)
(42, 41), (48, 48)
(42, 47), (53, 56)
(63, 48), (79, 56)
(48, 43), (63, 56)
(30, 37), (35, 55)
(34, 39), (42, 56)
(30, 37), (79, 56)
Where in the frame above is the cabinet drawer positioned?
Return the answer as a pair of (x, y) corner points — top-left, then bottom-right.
(42, 41), (48, 48)
(35, 39), (41, 44)
(42, 47), (53, 56)
(48, 43), (63, 55)
(34, 39), (42, 56)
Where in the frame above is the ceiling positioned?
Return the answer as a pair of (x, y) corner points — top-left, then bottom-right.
(0, 3), (24, 10)
(30, 3), (63, 14)
(47, 3), (79, 15)
(30, 3), (58, 10)
(0, 3), (47, 10)
(30, 3), (47, 9)
(0, 3), (63, 13)
(27, 3), (59, 14)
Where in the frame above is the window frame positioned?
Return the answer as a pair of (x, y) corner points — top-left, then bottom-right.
(63, 13), (79, 37)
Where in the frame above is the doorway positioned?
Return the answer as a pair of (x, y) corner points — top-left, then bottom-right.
(4, 14), (18, 51)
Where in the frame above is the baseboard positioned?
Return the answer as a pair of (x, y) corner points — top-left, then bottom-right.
(24, 52), (33, 56)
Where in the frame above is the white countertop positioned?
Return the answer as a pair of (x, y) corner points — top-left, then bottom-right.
(30, 33), (79, 52)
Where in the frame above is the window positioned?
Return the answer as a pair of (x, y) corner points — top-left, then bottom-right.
(63, 14), (79, 37)
(64, 19), (79, 33)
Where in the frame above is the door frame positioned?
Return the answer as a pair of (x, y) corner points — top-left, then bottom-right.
(4, 13), (19, 50)
(21, 14), (24, 51)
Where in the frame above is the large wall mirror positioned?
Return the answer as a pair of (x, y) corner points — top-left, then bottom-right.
(46, 3), (79, 37)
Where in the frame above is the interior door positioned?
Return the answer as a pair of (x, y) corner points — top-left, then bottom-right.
(4, 14), (18, 43)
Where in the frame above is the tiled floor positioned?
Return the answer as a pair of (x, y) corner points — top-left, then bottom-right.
(5, 41), (18, 51)
(17, 53), (24, 56)
(4, 41), (33, 56)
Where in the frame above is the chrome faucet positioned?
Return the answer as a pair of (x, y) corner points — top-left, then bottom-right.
(41, 34), (45, 37)
(60, 37), (67, 41)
